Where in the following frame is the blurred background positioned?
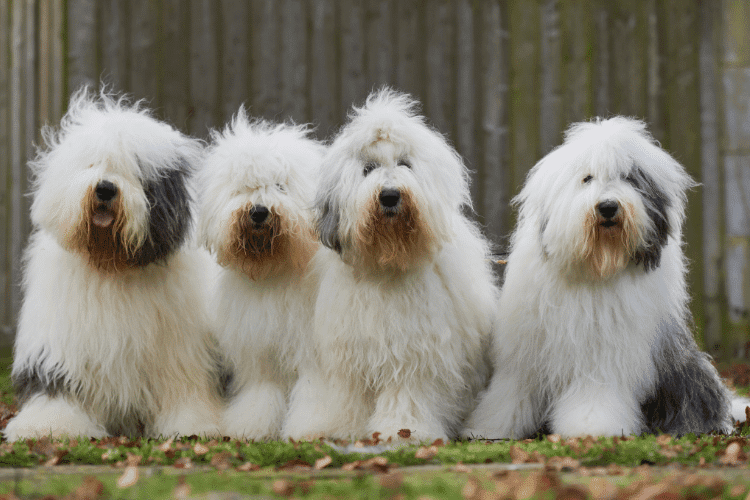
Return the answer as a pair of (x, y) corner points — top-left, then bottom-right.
(1, 0), (749, 361)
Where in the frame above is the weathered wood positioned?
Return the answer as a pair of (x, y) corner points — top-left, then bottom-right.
(220, 0), (251, 122)
(646, 0), (665, 143)
(129, 0), (158, 103)
(539, 0), (562, 154)
(250, 0), (281, 121)
(339, 0), (366, 113)
(592, 2), (609, 116)
(609, 0), (648, 118)
(160, 0), (190, 130)
(189, 0), (219, 137)
(508, 0), (541, 197)
(100, 0), (129, 91)
(280, 0), (308, 124)
(455, 0), (478, 210)
(560, 0), (593, 125)
(479, 0), (510, 244)
(425, 0), (455, 140)
(67, 0), (99, 92)
(395, 0), (422, 99)
(310, 0), (338, 139)
(0, 0), (10, 336)
(365, 0), (394, 89)
(665, 0), (705, 347)
(699, 0), (723, 355)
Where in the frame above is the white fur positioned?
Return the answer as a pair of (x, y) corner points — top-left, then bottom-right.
(5, 88), (221, 441)
(462, 117), (735, 439)
(199, 108), (325, 440)
(282, 88), (499, 443)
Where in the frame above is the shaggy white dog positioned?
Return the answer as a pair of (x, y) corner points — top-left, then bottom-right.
(199, 108), (324, 440)
(282, 88), (499, 443)
(4, 88), (221, 441)
(462, 116), (740, 439)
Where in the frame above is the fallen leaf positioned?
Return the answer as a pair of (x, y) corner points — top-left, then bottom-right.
(210, 451), (234, 470)
(71, 476), (105, 500)
(156, 438), (174, 452)
(588, 477), (617, 500)
(272, 479), (295, 496)
(236, 461), (260, 472)
(116, 466), (139, 488)
(173, 457), (193, 469)
(193, 442), (210, 455)
(398, 429), (412, 439)
(172, 476), (191, 499)
(314, 455), (332, 470)
(415, 445), (438, 460)
(509, 445), (529, 464)
(378, 472), (403, 490)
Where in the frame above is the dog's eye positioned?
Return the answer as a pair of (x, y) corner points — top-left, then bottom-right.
(582, 175), (593, 184)
(276, 183), (287, 192)
(397, 158), (412, 169)
(363, 160), (379, 176)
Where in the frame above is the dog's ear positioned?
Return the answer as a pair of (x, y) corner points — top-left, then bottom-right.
(316, 195), (342, 254)
(626, 164), (670, 272)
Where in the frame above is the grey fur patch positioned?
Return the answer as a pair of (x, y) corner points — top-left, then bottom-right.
(625, 166), (670, 272)
(132, 157), (193, 266)
(640, 316), (732, 435)
(12, 361), (70, 406)
(316, 196), (342, 253)
(104, 408), (149, 437)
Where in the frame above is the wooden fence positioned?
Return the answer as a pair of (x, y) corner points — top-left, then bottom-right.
(2, 0), (749, 359)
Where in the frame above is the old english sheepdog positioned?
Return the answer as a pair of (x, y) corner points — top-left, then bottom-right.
(199, 108), (324, 440)
(462, 116), (744, 439)
(4, 88), (221, 441)
(282, 88), (499, 443)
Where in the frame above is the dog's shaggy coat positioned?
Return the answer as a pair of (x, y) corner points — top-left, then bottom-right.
(4, 89), (221, 440)
(462, 117), (740, 439)
(199, 108), (324, 440)
(282, 89), (499, 443)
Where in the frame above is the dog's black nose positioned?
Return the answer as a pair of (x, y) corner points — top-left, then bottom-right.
(95, 181), (118, 202)
(249, 205), (269, 224)
(597, 200), (619, 219)
(379, 188), (401, 209)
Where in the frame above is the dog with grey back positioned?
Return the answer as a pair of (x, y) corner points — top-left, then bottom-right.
(463, 117), (745, 439)
(4, 88), (221, 440)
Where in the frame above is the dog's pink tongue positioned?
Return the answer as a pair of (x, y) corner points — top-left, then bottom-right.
(92, 211), (114, 228)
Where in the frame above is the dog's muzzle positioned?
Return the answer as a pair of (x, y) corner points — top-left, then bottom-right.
(379, 188), (401, 215)
(249, 205), (270, 226)
(92, 180), (118, 228)
(597, 200), (619, 227)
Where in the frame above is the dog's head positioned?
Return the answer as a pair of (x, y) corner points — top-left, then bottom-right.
(515, 116), (695, 280)
(30, 87), (199, 272)
(199, 108), (323, 280)
(316, 88), (471, 272)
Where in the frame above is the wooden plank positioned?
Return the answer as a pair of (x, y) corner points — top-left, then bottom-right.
(67, 0), (99, 92)
(508, 0), (540, 197)
(161, 0), (190, 131)
(645, 0), (665, 143)
(424, 0), (454, 139)
(339, 0), (367, 113)
(664, 0), (705, 348)
(130, 0), (158, 102)
(310, 0), (338, 139)
(539, 0), (562, 154)
(0, 0), (10, 336)
(395, 0), (422, 99)
(250, 0), (281, 121)
(609, 0), (647, 117)
(479, 0), (511, 243)
(365, 0), (394, 89)
(280, 0), (308, 123)
(100, 0), (129, 91)
(189, 0), (219, 137)
(220, 0), (250, 123)
(560, 0), (593, 125)
(455, 0), (478, 210)
(698, 0), (723, 356)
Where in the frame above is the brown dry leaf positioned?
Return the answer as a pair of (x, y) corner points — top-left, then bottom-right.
(415, 445), (438, 460)
(378, 472), (404, 490)
(314, 455), (332, 470)
(461, 476), (480, 500)
(341, 460), (361, 471)
(656, 434), (672, 446)
(454, 463), (472, 473)
(272, 479), (295, 497)
(397, 429), (412, 439)
(278, 458), (312, 471)
(116, 466), (139, 488)
(125, 453), (142, 467)
(547, 434), (562, 443)
(193, 442), (210, 455)
(210, 451), (234, 470)
(588, 477), (617, 500)
(70, 476), (105, 500)
(509, 445), (529, 464)
(432, 438), (445, 447)
(156, 438), (174, 452)
(556, 485), (589, 500)
(31, 437), (58, 458)
(173, 457), (193, 469)
(172, 476), (191, 500)
(236, 461), (260, 472)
